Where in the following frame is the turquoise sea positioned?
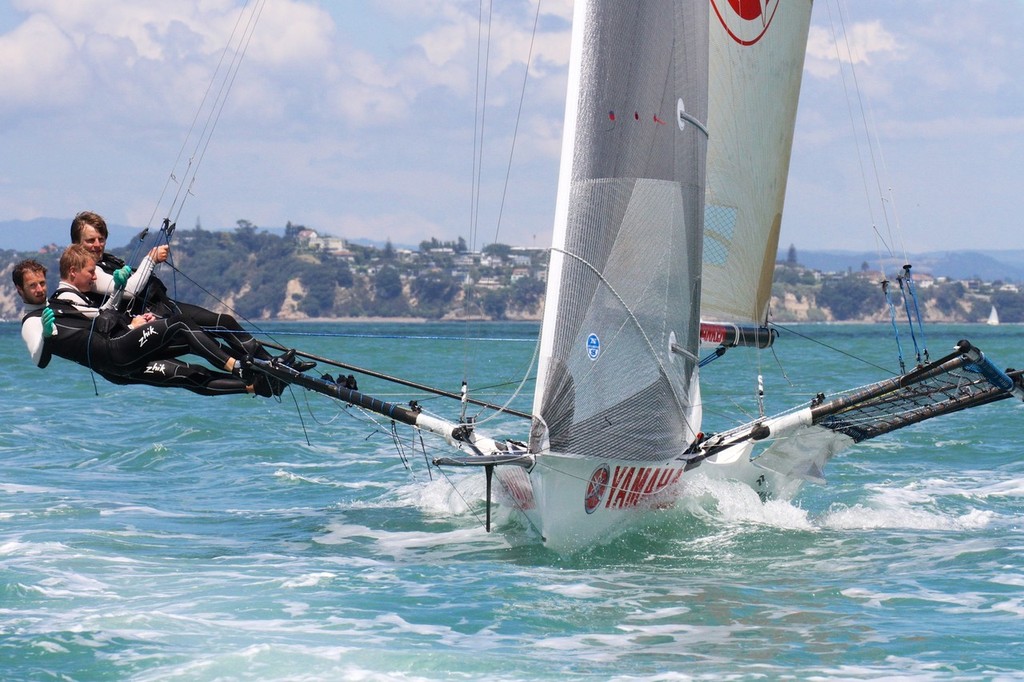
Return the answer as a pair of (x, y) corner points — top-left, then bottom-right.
(1, 320), (1022, 680)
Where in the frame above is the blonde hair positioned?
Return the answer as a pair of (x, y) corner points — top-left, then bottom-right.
(59, 243), (97, 279)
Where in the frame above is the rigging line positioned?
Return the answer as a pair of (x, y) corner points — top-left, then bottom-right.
(418, 433), (433, 481)
(462, 0), (496, 393)
(146, 1), (259, 231)
(161, 260), (281, 349)
(171, 0), (267, 226)
(548, 246), (695, 429)
(836, 0), (897, 252)
(300, 390), (347, 427)
(469, 0), (496, 254)
(852, 59), (910, 261)
(468, 0), (493, 253)
(827, 0), (914, 369)
(288, 383), (311, 447)
(882, 279), (907, 374)
(159, 0), (266, 227)
(898, 266), (929, 364)
(469, 1), (483, 253)
(823, 1), (890, 277)
(432, 464), (489, 531)
(895, 274), (918, 365)
(837, 0), (927, 363)
(768, 322), (897, 375)
(491, 0), (543, 247)
(207, 328), (537, 343)
(471, 331), (541, 426)
(391, 421), (412, 471)
(292, 330), (535, 343)
(254, 336), (534, 419)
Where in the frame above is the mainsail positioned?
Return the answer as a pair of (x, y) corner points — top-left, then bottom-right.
(530, 1), (709, 462)
(701, 0), (813, 324)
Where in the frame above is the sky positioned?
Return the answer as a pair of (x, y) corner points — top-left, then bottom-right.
(1, 0), (1023, 253)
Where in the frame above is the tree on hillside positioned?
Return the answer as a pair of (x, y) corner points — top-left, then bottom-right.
(930, 281), (967, 317)
(411, 270), (459, 318)
(483, 243), (512, 259)
(817, 276), (881, 320)
(481, 288), (508, 320)
(508, 276), (545, 313)
(373, 265), (409, 316)
(992, 290), (1024, 323)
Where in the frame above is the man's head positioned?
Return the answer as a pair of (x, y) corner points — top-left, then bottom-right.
(59, 244), (97, 293)
(70, 211), (108, 259)
(12, 259), (48, 305)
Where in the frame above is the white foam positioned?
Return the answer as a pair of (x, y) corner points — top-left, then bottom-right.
(98, 504), (192, 518)
(973, 476), (1024, 498)
(280, 572), (336, 589)
(537, 582), (608, 599)
(273, 469), (383, 490)
(0, 482), (62, 494)
(675, 474), (815, 531)
(991, 597), (1024, 617)
(823, 479), (997, 531)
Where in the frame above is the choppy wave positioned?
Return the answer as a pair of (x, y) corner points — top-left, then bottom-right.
(2, 322), (1023, 679)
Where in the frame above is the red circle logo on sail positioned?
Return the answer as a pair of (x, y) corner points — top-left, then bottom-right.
(711, 0), (780, 46)
(584, 465), (610, 514)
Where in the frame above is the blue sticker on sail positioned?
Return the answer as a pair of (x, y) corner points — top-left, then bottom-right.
(586, 333), (600, 360)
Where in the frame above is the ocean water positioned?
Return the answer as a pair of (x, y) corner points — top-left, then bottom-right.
(1, 320), (1022, 680)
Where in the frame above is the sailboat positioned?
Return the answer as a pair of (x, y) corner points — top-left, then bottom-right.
(248, 0), (1024, 552)
(987, 305), (1000, 326)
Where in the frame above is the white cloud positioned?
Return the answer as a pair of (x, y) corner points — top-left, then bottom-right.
(804, 20), (903, 82)
(0, 13), (84, 109)
(4, 0), (1016, 253)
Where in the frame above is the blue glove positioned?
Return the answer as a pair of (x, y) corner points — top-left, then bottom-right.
(113, 265), (132, 289)
(41, 306), (55, 337)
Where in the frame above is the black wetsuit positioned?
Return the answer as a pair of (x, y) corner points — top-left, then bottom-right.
(46, 285), (243, 384)
(98, 253), (271, 361)
(23, 300), (265, 397)
(98, 357), (253, 397)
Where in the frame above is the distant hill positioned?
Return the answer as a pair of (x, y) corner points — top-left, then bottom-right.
(0, 217), (417, 254)
(780, 249), (1024, 283)
(4, 217), (1024, 282)
(0, 217), (139, 251)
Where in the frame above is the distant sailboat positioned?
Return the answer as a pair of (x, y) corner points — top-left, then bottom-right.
(987, 305), (1000, 326)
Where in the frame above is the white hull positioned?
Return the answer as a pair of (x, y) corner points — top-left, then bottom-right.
(493, 443), (809, 553)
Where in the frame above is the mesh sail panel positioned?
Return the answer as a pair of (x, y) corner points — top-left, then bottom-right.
(814, 359), (1021, 443)
(531, 2), (708, 462)
(700, 342), (1023, 485)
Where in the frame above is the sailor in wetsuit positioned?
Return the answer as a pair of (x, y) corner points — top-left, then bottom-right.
(13, 251), (282, 397)
(71, 210), (313, 372)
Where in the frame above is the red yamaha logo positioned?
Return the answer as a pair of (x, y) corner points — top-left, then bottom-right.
(710, 0), (780, 46)
(584, 465), (610, 514)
